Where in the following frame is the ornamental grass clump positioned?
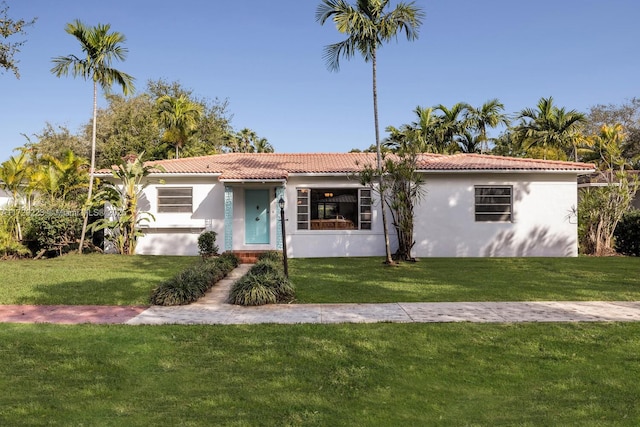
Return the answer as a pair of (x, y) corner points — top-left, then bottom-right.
(149, 253), (239, 306)
(218, 251), (240, 269)
(228, 257), (295, 306)
(257, 250), (283, 263)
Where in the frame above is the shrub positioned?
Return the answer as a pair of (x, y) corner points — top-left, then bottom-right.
(228, 258), (295, 306)
(0, 228), (30, 259)
(24, 200), (83, 257)
(227, 274), (278, 306)
(614, 210), (640, 256)
(150, 269), (207, 306)
(198, 231), (219, 258)
(149, 256), (237, 306)
(219, 251), (240, 269)
(257, 250), (283, 263)
(0, 209), (31, 259)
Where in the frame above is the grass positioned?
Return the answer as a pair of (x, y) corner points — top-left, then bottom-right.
(2, 255), (639, 305)
(0, 322), (639, 426)
(0, 254), (197, 305)
(291, 257), (640, 303)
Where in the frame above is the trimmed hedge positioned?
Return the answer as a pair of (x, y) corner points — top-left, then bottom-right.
(615, 210), (640, 256)
(149, 252), (240, 306)
(228, 257), (295, 306)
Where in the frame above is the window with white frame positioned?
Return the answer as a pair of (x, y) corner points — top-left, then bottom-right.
(474, 186), (512, 222)
(359, 188), (372, 230)
(296, 187), (371, 230)
(296, 188), (310, 230)
(157, 187), (193, 213)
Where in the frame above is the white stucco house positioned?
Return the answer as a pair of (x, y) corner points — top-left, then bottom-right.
(98, 152), (595, 258)
(0, 187), (11, 208)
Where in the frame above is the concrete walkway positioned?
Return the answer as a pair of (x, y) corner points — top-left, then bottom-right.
(3, 264), (640, 325)
(128, 300), (640, 325)
(126, 264), (640, 325)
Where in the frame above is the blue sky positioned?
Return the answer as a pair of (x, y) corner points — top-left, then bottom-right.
(1, 0), (639, 161)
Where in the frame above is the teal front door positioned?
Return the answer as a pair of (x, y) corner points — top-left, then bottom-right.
(245, 189), (270, 244)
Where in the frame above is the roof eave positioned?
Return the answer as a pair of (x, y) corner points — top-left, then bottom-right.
(417, 168), (596, 174)
(219, 178), (287, 183)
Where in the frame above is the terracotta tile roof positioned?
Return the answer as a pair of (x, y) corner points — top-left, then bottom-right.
(418, 153), (596, 171)
(99, 153), (595, 180)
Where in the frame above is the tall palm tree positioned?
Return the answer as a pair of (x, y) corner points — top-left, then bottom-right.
(317, 0), (423, 264)
(432, 102), (471, 153)
(51, 20), (134, 253)
(465, 99), (510, 154)
(407, 105), (440, 152)
(254, 136), (274, 153)
(385, 106), (440, 153)
(456, 130), (483, 153)
(513, 97), (586, 160)
(155, 94), (203, 158)
(236, 128), (258, 153)
(224, 128), (274, 153)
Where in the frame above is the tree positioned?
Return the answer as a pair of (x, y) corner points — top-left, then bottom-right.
(491, 131), (527, 157)
(149, 78), (232, 157)
(383, 152), (424, 261)
(585, 98), (640, 168)
(90, 154), (157, 255)
(513, 97), (586, 160)
(0, 1), (36, 78)
(465, 99), (510, 154)
(579, 124), (640, 255)
(385, 106), (440, 153)
(456, 130), (483, 154)
(51, 20), (135, 253)
(0, 152), (29, 240)
(30, 150), (88, 202)
(317, 0), (424, 264)
(430, 102), (473, 153)
(155, 94), (203, 158)
(89, 93), (165, 167)
(224, 128), (274, 153)
(20, 123), (89, 160)
(358, 151), (425, 261)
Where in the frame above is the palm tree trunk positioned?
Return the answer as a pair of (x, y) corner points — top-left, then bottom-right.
(78, 80), (98, 253)
(372, 49), (393, 264)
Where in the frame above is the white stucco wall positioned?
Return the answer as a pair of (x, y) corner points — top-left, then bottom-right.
(132, 171), (580, 258)
(0, 188), (11, 208)
(413, 172), (579, 257)
(285, 176), (397, 258)
(135, 176), (223, 255)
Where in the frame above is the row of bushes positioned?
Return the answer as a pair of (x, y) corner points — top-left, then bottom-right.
(228, 251), (295, 306)
(149, 252), (240, 306)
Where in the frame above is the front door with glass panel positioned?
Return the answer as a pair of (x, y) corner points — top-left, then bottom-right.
(245, 189), (270, 244)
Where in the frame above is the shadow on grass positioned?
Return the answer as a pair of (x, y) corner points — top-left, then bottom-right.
(14, 277), (155, 306)
(291, 257), (640, 303)
(4, 254), (198, 306)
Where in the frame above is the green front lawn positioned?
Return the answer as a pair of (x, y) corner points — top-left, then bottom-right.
(1, 322), (639, 425)
(0, 254), (197, 305)
(2, 255), (639, 306)
(291, 257), (640, 303)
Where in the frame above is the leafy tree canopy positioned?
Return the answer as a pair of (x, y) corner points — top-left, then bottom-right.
(17, 79), (235, 167)
(0, 1), (36, 78)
